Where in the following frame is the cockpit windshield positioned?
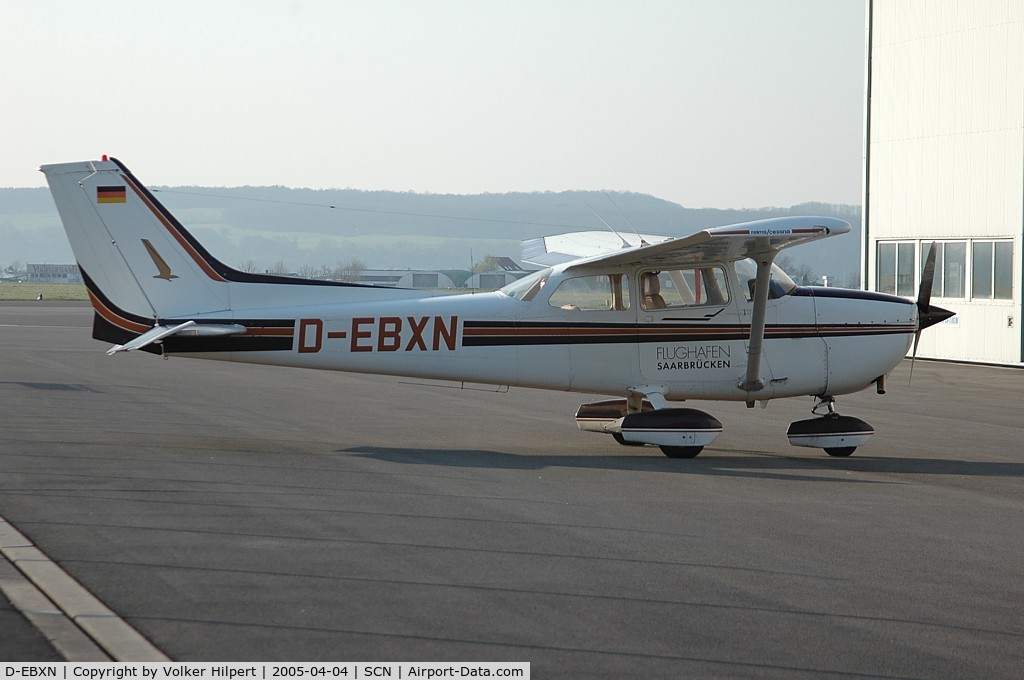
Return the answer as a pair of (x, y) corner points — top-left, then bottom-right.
(499, 268), (551, 302)
(735, 258), (798, 301)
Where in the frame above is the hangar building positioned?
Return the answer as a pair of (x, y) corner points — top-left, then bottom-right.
(863, 0), (1024, 364)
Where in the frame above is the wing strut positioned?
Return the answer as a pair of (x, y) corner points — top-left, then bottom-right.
(737, 251), (777, 395)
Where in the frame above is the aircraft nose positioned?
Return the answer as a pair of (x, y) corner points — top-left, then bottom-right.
(918, 304), (955, 331)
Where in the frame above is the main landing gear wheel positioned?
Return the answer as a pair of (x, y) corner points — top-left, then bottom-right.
(660, 445), (703, 458)
(787, 396), (875, 457)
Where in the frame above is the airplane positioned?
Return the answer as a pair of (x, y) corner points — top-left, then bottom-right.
(41, 157), (954, 458)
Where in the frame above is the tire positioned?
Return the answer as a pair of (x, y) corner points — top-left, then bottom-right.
(824, 446), (856, 457)
(660, 445), (703, 458)
(613, 433), (646, 447)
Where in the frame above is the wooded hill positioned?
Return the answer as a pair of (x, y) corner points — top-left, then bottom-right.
(0, 186), (861, 285)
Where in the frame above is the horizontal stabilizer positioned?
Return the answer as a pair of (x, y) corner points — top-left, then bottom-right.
(107, 321), (246, 354)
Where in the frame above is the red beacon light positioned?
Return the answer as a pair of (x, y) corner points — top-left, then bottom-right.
(101, 154), (109, 161)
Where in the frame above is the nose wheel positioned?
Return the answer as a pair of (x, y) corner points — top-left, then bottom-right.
(787, 396), (875, 456)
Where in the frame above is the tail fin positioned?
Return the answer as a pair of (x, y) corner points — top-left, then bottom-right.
(42, 157), (415, 352)
(41, 158), (233, 321)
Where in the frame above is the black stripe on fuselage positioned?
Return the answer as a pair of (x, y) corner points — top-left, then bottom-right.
(91, 312), (294, 354)
(81, 268), (296, 353)
(160, 336), (294, 353)
(461, 322), (914, 347)
(92, 310), (148, 349)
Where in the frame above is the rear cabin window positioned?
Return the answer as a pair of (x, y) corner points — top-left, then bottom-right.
(640, 267), (729, 310)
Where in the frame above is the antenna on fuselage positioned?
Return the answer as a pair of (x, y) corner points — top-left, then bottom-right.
(604, 192), (649, 246)
(584, 201), (633, 249)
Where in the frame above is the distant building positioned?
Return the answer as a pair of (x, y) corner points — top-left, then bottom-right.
(27, 264), (82, 283)
(864, 0), (1023, 364)
(464, 256), (529, 289)
(464, 271), (530, 290)
(349, 270), (456, 289)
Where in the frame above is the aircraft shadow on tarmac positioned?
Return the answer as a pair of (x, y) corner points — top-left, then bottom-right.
(343, 446), (1024, 482)
(0, 380), (98, 392)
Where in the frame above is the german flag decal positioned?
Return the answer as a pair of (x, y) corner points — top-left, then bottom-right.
(97, 186), (127, 204)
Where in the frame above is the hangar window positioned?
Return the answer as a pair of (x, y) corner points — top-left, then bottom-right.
(918, 241), (966, 299)
(548, 273), (631, 311)
(971, 240), (1013, 300)
(877, 242), (916, 296)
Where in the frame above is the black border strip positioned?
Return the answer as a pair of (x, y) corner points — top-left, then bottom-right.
(81, 269), (153, 328)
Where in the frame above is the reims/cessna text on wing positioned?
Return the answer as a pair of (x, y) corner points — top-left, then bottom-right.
(41, 157), (954, 458)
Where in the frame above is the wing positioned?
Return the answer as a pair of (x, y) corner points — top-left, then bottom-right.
(521, 230), (672, 267)
(522, 216), (851, 271)
(523, 215), (852, 400)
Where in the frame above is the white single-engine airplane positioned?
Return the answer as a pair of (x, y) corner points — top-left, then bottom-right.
(42, 157), (954, 458)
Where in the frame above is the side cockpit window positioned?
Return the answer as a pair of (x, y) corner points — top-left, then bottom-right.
(640, 267), (729, 310)
(500, 268), (550, 302)
(547, 273), (631, 311)
(735, 258), (797, 301)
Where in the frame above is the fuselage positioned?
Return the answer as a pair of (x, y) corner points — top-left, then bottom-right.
(163, 258), (917, 402)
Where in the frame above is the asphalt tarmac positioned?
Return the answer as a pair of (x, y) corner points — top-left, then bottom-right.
(1, 301), (1022, 677)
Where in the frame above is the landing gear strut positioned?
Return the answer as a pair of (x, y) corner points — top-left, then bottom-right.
(815, 396), (856, 457)
(787, 396), (875, 457)
(811, 395), (839, 417)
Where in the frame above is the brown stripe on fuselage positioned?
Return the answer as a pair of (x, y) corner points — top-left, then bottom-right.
(87, 290), (151, 334)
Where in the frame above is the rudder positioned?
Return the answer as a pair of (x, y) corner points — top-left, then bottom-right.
(41, 158), (232, 321)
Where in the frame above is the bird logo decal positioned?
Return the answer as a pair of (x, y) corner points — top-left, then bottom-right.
(141, 239), (179, 280)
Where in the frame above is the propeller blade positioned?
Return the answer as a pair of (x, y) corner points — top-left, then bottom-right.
(910, 243), (936, 382)
(909, 242), (954, 382)
(909, 322), (923, 383)
(918, 242), (937, 316)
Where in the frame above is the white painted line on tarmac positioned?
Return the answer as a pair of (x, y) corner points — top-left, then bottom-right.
(0, 516), (170, 661)
(0, 559), (109, 661)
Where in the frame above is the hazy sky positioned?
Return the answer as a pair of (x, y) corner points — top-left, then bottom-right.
(3, 0), (866, 208)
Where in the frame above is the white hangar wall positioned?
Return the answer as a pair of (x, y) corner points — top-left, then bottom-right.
(864, 0), (1024, 364)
